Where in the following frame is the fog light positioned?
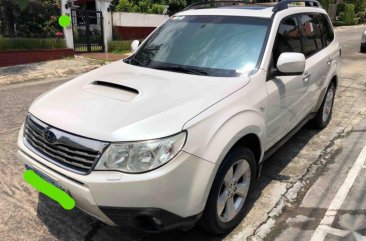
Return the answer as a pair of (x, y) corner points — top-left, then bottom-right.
(152, 217), (162, 226)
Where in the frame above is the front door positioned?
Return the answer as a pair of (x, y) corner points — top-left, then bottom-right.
(265, 16), (308, 149)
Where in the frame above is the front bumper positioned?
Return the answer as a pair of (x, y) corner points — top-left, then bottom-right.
(17, 128), (216, 231)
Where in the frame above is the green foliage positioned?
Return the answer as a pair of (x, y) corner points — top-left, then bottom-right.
(0, 0), (63, 38)
(0, 37), (66, 51)
(345, 0), (366, 12)
(319, 0), (330, 11)
(115, 0), (138, 12)
(356, 0), (366, 12)
(108, 40), (133, 53)
(337, 3), (346, 15)
(344, 3), (355, 24)
(166, 0), (187, 14)
(356, 11), (366, 17)
(339, 11), (345, 20)
(115, 0), (167, 14)
(353, 17), (360, 24)
(333, 20), (345, 26)
(148, 4), (167, 14)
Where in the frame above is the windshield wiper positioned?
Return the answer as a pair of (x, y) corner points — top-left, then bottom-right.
(152, 66), (208, 76)
(128, 56), (143, 66)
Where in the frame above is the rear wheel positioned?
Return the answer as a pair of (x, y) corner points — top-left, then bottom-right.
(312, 82), (336, 129)
(200, 147), (256, 234)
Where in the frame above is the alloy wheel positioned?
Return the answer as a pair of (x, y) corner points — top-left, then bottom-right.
(217, 159), (251, 223)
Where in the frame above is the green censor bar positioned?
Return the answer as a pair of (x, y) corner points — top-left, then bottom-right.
(23, 170), (76, 210)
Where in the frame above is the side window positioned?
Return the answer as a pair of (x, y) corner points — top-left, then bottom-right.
(317, 14), (334, 46)
(273, 16), (302, 65)
(298, 14), (323, 57)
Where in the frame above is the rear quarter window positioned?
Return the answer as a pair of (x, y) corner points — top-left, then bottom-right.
(298, 14), (323, 57)
(317, 14), (334, 46)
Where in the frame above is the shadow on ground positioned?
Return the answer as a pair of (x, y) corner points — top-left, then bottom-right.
(36, 125), (320, 241)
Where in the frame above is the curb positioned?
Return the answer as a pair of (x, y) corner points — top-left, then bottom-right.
(0, 63), (102, 86)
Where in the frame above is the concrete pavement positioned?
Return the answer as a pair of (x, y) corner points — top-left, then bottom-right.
(0, 57), (103, 86)
(0, 25), (366, 241)
(272, 119), (366, 241)
(267, 25), (366, 241)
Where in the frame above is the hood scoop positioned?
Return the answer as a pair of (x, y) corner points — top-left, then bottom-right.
(82, 80), (140, 102)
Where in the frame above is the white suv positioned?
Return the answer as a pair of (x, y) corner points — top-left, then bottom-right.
(17, 0), (340, 234)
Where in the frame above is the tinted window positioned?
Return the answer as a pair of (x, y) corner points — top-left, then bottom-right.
(298, 14), (323, 57)
(273, 16), (302, 65)
(317, 14), (334, 46)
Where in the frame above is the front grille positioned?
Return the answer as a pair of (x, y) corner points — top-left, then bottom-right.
(23, 114), (109, 175)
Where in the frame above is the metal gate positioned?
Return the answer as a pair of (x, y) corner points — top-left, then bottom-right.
(71, 9), (104, 53)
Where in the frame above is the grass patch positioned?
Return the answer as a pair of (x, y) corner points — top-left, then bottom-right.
(0, 38), (67, 51)
(111, 49), (130, 54)
(108, 40), (133, 53)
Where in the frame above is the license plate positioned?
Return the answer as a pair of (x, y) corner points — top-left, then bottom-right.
(25, 165), (67, 192)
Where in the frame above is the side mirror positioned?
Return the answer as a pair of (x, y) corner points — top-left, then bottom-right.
(131, 40), (140, 53)
(276, 52), (305, 75)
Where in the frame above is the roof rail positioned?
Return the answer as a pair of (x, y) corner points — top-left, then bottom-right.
(272, 0), (322, 12)
(183, 1), (273, 11)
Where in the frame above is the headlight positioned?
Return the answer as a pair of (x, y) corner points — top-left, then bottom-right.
(96, 132), (186, 173)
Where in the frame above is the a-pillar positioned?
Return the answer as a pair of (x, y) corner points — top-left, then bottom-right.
(96, 0), (113, 53)
(60, 0), (74, 49)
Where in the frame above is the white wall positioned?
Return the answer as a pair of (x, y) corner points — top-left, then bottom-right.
(113, 12), (169, 27)
(96, 0), (113, 52)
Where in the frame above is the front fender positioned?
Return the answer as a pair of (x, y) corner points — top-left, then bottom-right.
(182, 109), (265, 166)
(182, 105), (266, 212)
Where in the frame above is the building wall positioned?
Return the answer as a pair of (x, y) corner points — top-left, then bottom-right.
(113, 12), (169, 27)
(112, 12), (168, 40)
(113, 26), (156, 40)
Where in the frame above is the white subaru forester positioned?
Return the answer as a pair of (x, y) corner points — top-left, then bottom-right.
(17, 0), (340, 234)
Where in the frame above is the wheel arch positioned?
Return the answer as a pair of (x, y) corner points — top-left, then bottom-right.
(229, 133), (262, 177)
(330, 75), (338, 89)
(315, 74), (338, 112)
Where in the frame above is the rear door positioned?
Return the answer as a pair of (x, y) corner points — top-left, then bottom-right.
(317, 13), (340, 90)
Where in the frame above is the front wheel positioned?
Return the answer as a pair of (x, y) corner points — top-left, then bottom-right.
(312, 83), (336, 129)
(200, 147), (256, 234)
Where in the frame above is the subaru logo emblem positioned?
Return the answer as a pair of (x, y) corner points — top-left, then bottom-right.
(43, 130), (57, 144)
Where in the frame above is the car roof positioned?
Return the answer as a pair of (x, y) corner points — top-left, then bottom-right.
(177, 7), (274, 18)
(176, 5), (327, 19)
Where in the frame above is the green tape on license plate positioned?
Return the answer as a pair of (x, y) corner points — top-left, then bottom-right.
(23, 168), (75, 210)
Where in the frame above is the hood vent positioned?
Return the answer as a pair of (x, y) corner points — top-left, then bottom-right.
(92, 81), (139, 95)
(82, 81), (140, 102)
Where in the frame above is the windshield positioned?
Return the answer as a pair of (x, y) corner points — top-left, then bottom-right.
(126, 15), (270, 77)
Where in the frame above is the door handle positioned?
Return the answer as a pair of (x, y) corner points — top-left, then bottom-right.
(326, 58), (332, 65)
(303, 72), (311, 82)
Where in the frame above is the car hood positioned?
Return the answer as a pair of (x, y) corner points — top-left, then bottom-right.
(29, 61), (249, 142)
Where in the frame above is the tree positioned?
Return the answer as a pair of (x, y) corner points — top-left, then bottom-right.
(319, 0), (330, 12)
(344, 3), (355, 24)
(0, 0), (18, 36)
(0, 0), (62, 38)
(345, 0), (366, 12)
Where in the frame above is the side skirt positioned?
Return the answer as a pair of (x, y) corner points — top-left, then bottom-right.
(263, 112), (316, 161)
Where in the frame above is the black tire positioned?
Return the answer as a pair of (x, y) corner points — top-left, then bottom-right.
(312, 82), (336, 129)
(200, 147), (256, 235)
(361, 45), (366, 53)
